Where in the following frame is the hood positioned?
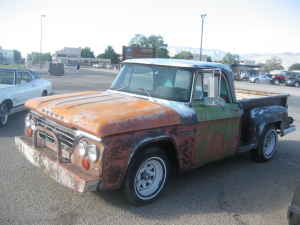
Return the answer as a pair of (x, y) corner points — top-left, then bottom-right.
(25, 91), (182, 137)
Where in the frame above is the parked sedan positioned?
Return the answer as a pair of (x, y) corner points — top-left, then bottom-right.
(285, 74), (300, 87)
(0, 68), (52, 127)
(249, 74), (272, 84)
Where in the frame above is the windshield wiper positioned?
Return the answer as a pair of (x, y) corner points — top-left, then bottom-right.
(137, 88), (152, 99)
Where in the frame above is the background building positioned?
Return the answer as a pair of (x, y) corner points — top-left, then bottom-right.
(53, 47), (110, 66)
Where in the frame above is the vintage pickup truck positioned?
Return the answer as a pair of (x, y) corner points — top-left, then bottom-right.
(15, 59), (295, 205)
(0, 68), (52, 127)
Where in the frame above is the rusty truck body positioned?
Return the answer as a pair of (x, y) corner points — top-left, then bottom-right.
(16, 59), (296, 205)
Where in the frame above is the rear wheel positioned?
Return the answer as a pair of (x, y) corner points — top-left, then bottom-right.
(124, 148), (170, 205)
(254, 79), (259, 83)
(251, 126), (278, 162)
(274, 79), (280, 85)
(295, 82), (300, 88)
(0, 103), (9, 127)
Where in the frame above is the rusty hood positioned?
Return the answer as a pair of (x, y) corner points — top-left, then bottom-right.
(25, 91), (182, 137)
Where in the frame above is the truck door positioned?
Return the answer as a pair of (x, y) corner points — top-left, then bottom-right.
(191, 69), (242, 165)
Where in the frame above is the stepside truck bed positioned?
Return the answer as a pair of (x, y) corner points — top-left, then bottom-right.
(236, 89), (290, 147)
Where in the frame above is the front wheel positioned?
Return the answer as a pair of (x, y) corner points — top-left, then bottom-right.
(274, 79), (280, 85)
(124, 149), (170, 205)
(0, 103), (9, 127)
(251, 126), (278, 162)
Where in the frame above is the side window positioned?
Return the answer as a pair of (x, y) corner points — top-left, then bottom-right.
(16, 72), (32, 84)
(193, 70), (231, 103)
(192, 74), (204, 100)
(220, 75), (231, 103)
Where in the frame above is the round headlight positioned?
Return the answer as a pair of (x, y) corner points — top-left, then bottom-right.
(87, 144), (99, 162)
(25, 114), (31, 128)
(30, 119), (37, 130)
(78, 141), (87, 156)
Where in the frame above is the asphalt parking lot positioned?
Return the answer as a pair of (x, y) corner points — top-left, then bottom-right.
(1, 69), (300, 225)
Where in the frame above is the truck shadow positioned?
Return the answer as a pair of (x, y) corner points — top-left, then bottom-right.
(96, 140), (300, 220)
(0, 111), (26, 138)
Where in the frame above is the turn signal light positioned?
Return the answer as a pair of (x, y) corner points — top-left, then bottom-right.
(82, 159), (90, 170)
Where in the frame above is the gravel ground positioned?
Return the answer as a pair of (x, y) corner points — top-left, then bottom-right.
(0, 69), (299, 225)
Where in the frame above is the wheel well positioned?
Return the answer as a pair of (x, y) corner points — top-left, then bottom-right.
(133, 139), (179, 172)
(272, 121), (282, 130)
(2, 99), (13, 110)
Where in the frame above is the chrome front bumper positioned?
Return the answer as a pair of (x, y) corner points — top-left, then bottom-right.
(15, 136), (100, 193)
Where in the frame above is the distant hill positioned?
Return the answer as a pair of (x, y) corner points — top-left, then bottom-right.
(240, 53), (300, 69)
(168, 46), (300, 69)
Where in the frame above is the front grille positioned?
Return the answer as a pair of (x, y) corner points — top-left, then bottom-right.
(34, 116), (76, 151)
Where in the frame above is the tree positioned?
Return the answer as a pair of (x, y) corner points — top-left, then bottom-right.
(97, 46), (120, 64)
(81, 47), (95, 58)
(13, 50), (22, 64)
(222, 53), (240, 65)
(174, 51), (193, 59)
(129, 34), (169, 58)
(289, 63), (300, 71)
(263, 57), (284, 72)
(27, 52), (52, 65)
(129, 34), (149, 48)
(206, 56), (212, 62)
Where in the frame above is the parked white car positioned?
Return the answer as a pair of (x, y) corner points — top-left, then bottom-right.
(0, 68), (52, 127)
(249, 74), (272, 84)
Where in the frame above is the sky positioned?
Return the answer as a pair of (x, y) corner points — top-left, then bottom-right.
(1, 0), (300, 57)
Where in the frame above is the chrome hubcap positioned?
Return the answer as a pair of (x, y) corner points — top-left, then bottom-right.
(263, 130), (277, 158)
(134, 157), (166, 200)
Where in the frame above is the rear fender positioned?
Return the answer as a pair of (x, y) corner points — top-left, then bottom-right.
(250, 105), (288, 141)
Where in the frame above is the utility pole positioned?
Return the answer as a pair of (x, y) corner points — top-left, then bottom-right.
(200, 14), (207, 61)
(40, 14), (46, 69)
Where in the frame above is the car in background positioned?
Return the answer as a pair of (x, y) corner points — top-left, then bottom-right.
(271, 72), (289, 85)
(249, 74), (272, 84)
(285, 72), (300, 88)
(0, 68), (52, 127)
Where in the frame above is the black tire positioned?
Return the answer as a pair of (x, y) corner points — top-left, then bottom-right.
(274, 79), (280, 85)
(124, 148), (170, 205)
(295, 82), (300, 88)
(251, 125), (278, 162)
(42, 90), (48, 96)
(0, 103), (9, 127)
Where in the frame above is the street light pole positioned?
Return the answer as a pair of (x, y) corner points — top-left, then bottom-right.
(200, 14), (207, 61)
(40, 14), (46, 69)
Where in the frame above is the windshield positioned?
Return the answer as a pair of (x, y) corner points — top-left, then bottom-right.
(0, 70), (15, 85)
(111, 64), (193, 102)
